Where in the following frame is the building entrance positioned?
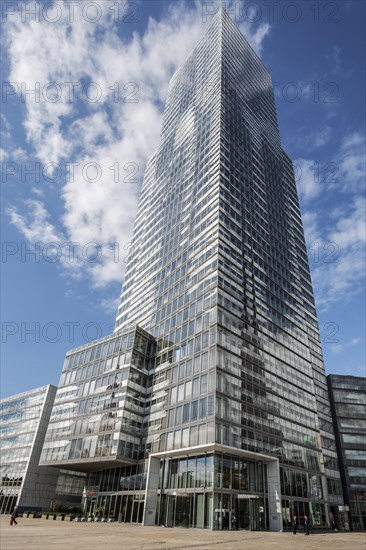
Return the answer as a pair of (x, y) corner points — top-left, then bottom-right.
(161, 492), (213, 528)
(166, 494), (193, 527)
(213, 494), (265, 530)
(131, 497), (144, 523)
(233, 496), (263, 530)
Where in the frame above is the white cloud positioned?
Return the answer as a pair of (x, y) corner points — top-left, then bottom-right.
(294, 158), (320, 202)
(341, 132), (364, 149)
(330, 344), (342, 354)
(100, 296), (120, 315)
(329, 337), (362, 355)
(4, 1), (270, 289)
(31, 187), (45, 197)
(294, 126), (332, 152)
(329, 196), (365, 248)
(313, 126), (332, 148)
(296, 131), (365, 204)
(301, 211), (320, 247)
(296, 130), (366, 310)
(310, 197), (366, 309)
(338, 131), (366, 192)
(350, 338), (361, 346)
(7, 199), (62, 244)
(238, 19), (270, 55)
(326, 46), (341, 75)
(0, 113), (28, 161)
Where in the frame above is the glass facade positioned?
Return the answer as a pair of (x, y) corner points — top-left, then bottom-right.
(0, 386), (52, 514)
(40, 9), (343, 529)
(40, 326), (155, 468)
(328, 375), (366, 530)
(0, 385), (84, 513)
(157, 452), (266, 529)
(80, 449), (275, 529)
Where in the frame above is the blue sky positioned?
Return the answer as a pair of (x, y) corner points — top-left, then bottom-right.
(1, 0), (365, 398)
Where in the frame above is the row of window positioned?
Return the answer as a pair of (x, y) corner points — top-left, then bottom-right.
(168, 395), (215, 428)
(165, 421), (215, 451)
(169, 374), (214, 405)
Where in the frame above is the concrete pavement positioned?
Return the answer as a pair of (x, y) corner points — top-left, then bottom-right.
(1, 517), (365, 550)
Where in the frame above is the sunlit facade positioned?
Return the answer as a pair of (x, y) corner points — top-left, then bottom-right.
(0, 385), (84, 514)
(40, 9), (342, 529)
(327, 375), (366, 530)
(40, 326), (155, 470)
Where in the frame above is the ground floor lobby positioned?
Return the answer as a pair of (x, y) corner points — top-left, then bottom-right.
(84, 444), (286, 530)
(82, 444), (339, 531)
(85, 490), (267, 530)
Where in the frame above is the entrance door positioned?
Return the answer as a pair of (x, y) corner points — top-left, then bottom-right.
(131, 500), (139, 522)
(166, 495), (174, 527)
(125, 495), (133, 522)
(165, 495), (193, 527)
(131, 499), (144, 523)
(249, 499), (260, 530)
(236, 498), (260, 530)
(138, 501), (144, 523)
(237, 499), (250, 530)
(175, 495), (192, 527)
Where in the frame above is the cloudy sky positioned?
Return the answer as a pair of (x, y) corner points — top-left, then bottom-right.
(1, 0), (365, 397)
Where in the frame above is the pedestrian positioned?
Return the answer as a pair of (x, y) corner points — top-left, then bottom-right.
(292, 515), (297, 534)
(10, 506), (19, 526)
(304, 515), (310, 535)
(329, 511), (337, 531)
(231, 513), (237, 530)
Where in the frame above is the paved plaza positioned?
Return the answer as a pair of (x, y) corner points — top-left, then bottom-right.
(1, 518), (365, 550)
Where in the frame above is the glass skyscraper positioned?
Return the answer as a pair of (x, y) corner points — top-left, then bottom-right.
(40, 9), (343, 530)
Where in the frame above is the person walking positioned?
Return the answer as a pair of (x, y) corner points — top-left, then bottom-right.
(304, 515), (310, 535)
(329, 511), (337, 531)
(292, 515), (298, 534)
(10, 506), (19, 526)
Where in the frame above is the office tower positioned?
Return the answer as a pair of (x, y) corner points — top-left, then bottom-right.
(327, 375), (366, 530)
(40, 9), (342, 530)
(0, 385), (84, 514)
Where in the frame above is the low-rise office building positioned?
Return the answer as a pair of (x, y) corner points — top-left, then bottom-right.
(0, 385), (84, 514)
(327, 375), (366, 530)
